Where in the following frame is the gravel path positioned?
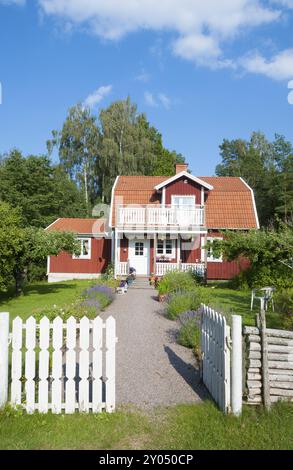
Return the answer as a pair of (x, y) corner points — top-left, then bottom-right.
(101, 287), (207, 408)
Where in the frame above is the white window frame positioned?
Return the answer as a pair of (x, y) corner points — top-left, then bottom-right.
(156, 239), (175, 258)
(73, 238), (91, 260)
(206, 237), (223, 263)
(171, 195), (196, 207)
(134, 241), (144, 256)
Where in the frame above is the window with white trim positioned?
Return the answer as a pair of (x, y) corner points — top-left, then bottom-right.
(73, 238), (91, 260)
(171, 195), (196, 207)
(206, 237), (223, 262)
(156, 239), (175, 258)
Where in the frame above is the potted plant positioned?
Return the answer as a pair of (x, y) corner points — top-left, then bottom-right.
(149, 272), (156, 286)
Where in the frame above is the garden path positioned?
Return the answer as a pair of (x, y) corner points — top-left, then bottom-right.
(101, 287), (207, 409)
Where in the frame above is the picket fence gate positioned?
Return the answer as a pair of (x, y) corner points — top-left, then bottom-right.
(200, 304), (242, 415)
(0, 313), (117, 414)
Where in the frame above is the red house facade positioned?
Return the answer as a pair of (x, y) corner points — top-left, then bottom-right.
(46, 164), (259, 282)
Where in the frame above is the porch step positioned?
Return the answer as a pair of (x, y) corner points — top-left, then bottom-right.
(128, 277), (154, 290)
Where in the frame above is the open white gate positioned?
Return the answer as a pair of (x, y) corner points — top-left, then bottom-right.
(0, 313), (117, 414)
(201, 304), (242, 415)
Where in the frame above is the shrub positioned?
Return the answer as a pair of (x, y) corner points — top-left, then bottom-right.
(177, 310), (201, 356)
(82, 284), (115, 310)
(157, 271), (197, 296)
(32, 301), (98, 322)
(275, 288), (293, 317)
(229, 263), (293, 290)
(166, 288), (209, 320)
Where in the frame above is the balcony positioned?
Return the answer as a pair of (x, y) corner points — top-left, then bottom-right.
(117, 204), (205, 229)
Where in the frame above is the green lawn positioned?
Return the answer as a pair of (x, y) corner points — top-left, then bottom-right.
(205, 283), (285, 329)
(0, 280), (96, 324)
(0, 279), (285, 329)
(0, 401), (292, 450)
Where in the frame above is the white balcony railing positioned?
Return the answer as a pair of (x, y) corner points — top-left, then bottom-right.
(117, 205), (205, 228)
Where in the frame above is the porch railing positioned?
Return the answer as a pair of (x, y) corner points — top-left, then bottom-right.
(117, 204), (205, 228)
(155, 262), (205, 277)
(116, 261), (129, 277)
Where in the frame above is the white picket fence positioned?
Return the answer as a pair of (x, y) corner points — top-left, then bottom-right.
(0, 313), (117, 414)
(200, 304), (242, 415)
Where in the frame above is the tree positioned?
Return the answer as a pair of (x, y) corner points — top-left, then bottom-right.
(215, 223), (293, 287)
(97, 97), (186, 201)
(0, 201), (80, 294)
(47, 104), (100, 210)
(215, 132), (293, 226)
(0, 149), (87, 227)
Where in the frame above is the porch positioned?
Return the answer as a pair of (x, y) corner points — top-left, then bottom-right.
(116, 260), (205, 277)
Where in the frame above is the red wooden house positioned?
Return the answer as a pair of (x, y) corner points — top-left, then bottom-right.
(46, 163), (259, 282)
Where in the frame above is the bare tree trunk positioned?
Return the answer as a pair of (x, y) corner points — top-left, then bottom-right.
(84, 165), (89, 210)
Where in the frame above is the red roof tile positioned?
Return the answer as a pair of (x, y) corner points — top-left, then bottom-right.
(46, 218), (107, 234)
(111, 175), (258, 229)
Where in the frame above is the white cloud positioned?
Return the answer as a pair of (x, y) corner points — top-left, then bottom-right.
(144, 92), (158, 107)
(240, 49), (293, 80)
(83, 85), (112, 109)
(144, 91), (171, 109)
(158, 93), (171, 110)
(38, 0), (280, 67)
(135, 68), (150, 83)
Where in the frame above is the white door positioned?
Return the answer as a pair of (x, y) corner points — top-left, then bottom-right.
(129, 239), (150, 275)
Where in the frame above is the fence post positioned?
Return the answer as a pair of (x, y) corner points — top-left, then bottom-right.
(0, 312), (9, 408)
(259, 298), (271, 410)
(231, 315), (242, 416)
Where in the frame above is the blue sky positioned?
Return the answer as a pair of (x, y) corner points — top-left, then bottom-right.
(1, 0), (293, 176)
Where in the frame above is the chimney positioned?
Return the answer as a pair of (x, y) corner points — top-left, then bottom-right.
(175, 163), (188, 174)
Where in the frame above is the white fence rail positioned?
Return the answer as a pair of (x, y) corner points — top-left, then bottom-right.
(0, 313), (117, 414)
(201, 304), (242, 415)
(117, 204), (205, 228)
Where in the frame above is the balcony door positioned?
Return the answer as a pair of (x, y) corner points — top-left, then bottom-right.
(171, 195), (195, 225)
(129, 239), (150, 275)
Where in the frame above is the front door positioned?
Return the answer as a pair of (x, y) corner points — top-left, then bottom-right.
(129, 239), (150, 275)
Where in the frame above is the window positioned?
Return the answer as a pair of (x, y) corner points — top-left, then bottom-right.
(156, 239), (175, 258)
(135, 242), (144, 256)
(171, 195), (195, 207)
(73, 238), (91, 260)
(206, 237), (223, 262)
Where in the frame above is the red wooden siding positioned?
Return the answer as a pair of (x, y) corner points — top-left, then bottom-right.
(120, 237), (129, 262)
(165, 176), (202, 204)
(50, 238), (111, 274)
(207, 258), (250, 280)
(180, 237), (201, 263)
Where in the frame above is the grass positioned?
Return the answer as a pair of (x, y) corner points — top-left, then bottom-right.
(0, 401), (292, 450)
(204, 283), (285, 329)
(0, 280), (97, 324)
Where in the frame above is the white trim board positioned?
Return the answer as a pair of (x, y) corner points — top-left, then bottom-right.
(240, 177), (260, 229)
(44, 218), (61, 231)
(154, 171), (214, 191)
(109, 175), (120, 228)
(47, 273), (102, 283)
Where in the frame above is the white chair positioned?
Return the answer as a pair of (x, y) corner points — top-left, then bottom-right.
(251, 287), (275, 311)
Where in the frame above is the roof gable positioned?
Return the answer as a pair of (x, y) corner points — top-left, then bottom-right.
(154, 171), (213, 191)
